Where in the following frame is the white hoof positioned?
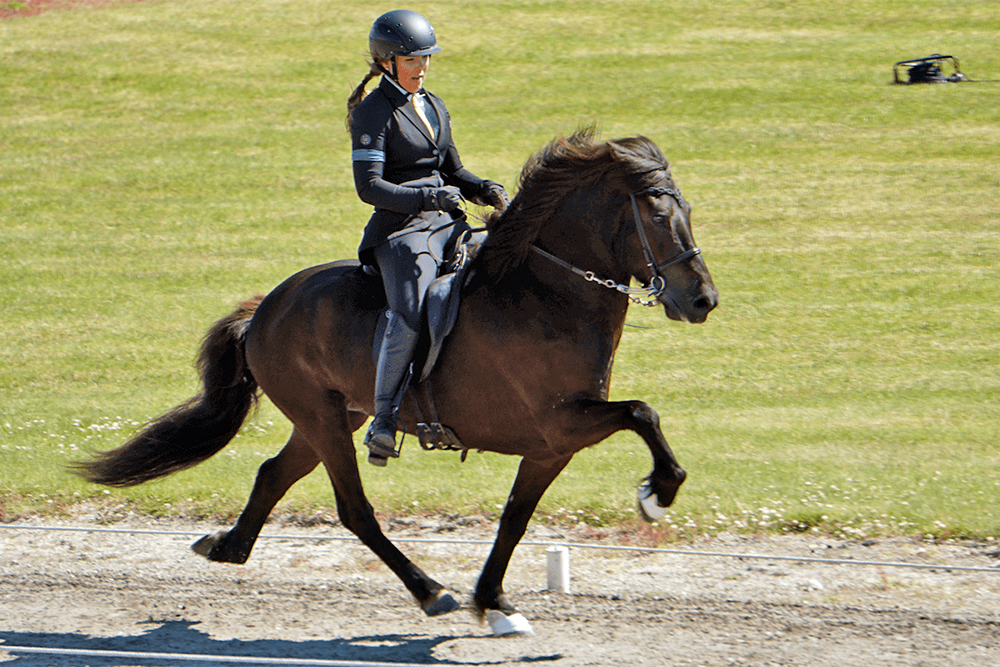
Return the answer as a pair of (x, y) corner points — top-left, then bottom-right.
(485, 610), (535, 637)
(638, 480), (669, 522)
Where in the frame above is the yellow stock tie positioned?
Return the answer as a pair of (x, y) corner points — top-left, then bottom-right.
(411, 94), (437, 141)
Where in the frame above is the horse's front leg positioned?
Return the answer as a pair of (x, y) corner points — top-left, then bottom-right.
(475, 455), (572, 630)
(192, 427), (320, 563)
(559, 397), (686, 516)
(621, 400), (687, 512)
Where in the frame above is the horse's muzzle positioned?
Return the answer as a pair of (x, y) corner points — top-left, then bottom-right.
(662, 285), (718, 323)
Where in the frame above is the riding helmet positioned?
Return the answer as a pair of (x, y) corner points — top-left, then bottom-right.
(369, 10), (442, 62)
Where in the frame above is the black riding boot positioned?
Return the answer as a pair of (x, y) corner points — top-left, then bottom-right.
(365, 311), (419, 466)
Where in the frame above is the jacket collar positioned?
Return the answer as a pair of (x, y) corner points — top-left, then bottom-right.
(378, 75), (410, 104)
(378, 76), (439, 144)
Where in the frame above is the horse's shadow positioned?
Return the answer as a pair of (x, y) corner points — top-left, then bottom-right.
(0, 619), (560, 666)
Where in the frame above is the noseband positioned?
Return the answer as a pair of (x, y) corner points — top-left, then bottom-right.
(531, 187), (701, 307)
(630, 188), (702, 303)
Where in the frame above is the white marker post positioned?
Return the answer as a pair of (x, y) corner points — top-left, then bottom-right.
(546, 546), (570, 594)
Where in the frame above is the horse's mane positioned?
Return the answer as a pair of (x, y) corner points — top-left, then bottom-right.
(478, 127), (672, 281)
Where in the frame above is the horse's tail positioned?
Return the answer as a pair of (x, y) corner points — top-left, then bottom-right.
(73, 296), (263, 487)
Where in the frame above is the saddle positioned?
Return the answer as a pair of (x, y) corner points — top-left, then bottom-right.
(368, 229), (486, 458)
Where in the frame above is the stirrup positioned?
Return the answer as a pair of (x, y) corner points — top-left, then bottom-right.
(366, 435), (400, 460)
(364, 416), (400, 466)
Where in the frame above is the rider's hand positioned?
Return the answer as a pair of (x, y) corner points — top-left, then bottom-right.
(480, 180), (510, 211)
(423, 186), (463, 212)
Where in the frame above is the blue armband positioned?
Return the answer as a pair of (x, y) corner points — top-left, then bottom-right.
(352, 149), (385, 162)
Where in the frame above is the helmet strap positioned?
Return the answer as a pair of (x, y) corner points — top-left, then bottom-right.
(375, 59), (396, 81)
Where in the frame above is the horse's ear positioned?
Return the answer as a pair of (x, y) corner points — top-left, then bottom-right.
(608, 136), (673, 192)
(607, 137), (650, 167)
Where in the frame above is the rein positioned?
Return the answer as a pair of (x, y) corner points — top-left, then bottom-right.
(530, 188), (701, 308)
(530, 245), (661, 307)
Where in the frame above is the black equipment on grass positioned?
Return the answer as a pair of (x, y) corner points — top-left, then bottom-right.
(893, 54), (966, 84)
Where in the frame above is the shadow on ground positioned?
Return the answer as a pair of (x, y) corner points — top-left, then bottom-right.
(0, 619), (560, 666)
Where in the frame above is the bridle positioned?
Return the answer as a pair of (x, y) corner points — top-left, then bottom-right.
(530, 186), (701, 308)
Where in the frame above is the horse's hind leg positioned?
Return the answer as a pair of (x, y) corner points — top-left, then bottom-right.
(193, 426), (322, 564)
(329, 487), (457, 617)
(300, 398), (459, 617)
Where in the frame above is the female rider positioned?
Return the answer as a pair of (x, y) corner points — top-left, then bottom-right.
(347, 10), (508, 466)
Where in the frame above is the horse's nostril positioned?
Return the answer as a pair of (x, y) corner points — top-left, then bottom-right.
(693, 295), (717, 313)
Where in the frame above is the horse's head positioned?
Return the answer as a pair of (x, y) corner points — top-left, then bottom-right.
(480, 130), (718, 324)
(611, 138), (718, 323)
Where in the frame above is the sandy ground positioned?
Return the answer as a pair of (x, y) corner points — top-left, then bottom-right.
(7, 0), (999, 661)
(2, 515), (1000, 666)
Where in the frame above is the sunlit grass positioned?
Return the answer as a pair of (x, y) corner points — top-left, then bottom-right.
(2, 0), (998, 541)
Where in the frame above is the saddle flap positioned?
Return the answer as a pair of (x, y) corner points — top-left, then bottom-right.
(419, 233), (484, 380)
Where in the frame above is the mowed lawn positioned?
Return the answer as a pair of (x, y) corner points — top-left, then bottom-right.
(1, 0), (998, 540)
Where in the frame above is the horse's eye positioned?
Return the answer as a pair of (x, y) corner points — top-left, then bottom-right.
(651, 214), (669, 226)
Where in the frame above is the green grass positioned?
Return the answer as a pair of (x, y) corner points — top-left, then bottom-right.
(2, 0), (998, 542)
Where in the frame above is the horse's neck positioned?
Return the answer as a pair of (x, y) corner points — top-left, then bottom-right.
(468, 190), (633, 338)
(496, 230), (631, 337)
(537, 190), (627, 277)
(534, 203), (629, 292)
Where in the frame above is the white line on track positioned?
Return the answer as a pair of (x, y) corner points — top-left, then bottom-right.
(3, 523), (998, 573)
(0, 645), (434, 667)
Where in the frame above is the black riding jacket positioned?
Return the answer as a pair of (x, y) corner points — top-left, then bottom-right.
(350, 76), (486, 263)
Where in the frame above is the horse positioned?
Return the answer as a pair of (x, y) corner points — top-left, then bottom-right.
(74, 128), (718, 635)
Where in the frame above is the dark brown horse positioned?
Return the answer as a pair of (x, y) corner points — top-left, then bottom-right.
(75, 129), (718, 634)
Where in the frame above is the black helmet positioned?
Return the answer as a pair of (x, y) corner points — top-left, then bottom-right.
(369, 10), (442, 62)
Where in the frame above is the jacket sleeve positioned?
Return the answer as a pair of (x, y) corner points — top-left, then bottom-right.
(351, 100), (428, 215)
(352, 156), (427, 215)
(441, 144), (487, 199)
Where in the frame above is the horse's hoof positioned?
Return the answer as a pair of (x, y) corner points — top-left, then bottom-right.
(368, 453), (389, 467)
(191, 531), (225, 558)
(192, 530), (250, 563)
(485, 610), (535, 637)
(422, 590), (460, 617)
(637, 480), (668, 523)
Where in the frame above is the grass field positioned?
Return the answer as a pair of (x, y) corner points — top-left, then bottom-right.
(2, 0), (998, 541)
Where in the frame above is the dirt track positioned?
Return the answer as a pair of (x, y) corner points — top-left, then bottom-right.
(2, 516), (1000, 666)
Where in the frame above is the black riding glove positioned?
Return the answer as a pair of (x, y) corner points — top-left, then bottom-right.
(422, 186), (463, 212)
(480, 180), (510, 211)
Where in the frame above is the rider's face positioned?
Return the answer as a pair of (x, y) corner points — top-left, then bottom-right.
(393, 55), (430, 94)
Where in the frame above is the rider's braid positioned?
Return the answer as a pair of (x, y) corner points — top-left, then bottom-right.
(345, 62), (383, 131)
